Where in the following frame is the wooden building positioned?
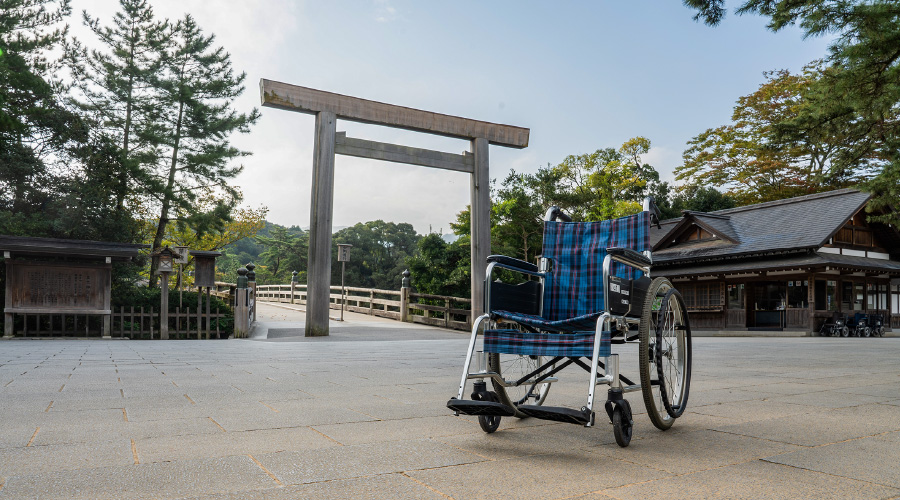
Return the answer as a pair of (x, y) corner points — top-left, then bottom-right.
(649, 189), (900, 334)
(2, 236), (147, 337)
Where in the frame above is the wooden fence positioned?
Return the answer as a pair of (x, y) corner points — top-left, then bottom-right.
(6, 306), (226, 339)
(8, 314), (106, 337)
(253, 283), (472, 331)
(110, 306), (226, 339)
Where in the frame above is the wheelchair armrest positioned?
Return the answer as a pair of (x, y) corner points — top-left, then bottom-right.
(486, 255), (538, 273)
(607, 247), (652, 269)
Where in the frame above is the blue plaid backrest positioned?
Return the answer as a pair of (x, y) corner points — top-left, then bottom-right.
(541, 211), (650, 322)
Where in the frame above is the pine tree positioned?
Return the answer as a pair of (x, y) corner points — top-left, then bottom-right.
(67, 0), (169, 213)
(0, 0), (85, 225)
(148, 14), (259, 281)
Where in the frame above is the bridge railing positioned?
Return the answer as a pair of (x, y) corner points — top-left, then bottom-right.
(254, 283), (472, 331)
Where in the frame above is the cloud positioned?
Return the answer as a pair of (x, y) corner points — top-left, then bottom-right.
(374, 0), (397, 23)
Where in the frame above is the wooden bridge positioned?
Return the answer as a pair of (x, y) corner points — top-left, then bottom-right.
(216, 281), (473, 332)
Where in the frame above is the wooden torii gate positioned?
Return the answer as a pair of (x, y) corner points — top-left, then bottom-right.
(259, 79), (530, 337)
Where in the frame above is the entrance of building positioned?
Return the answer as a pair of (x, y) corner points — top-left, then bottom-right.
(747, 281), (787, 329)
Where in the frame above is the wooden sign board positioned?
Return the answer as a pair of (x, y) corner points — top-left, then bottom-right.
(189, 251), (221, 288)
(5, 261), (111, 314)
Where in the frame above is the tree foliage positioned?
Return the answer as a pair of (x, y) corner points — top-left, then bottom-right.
(331, 221), (420, 290)
(67, 0), (168, 212)
(677, 66), (872, 204)
(683, 0), (900, 222)
(146, 14), (260, 282)
(406, 233), (471, 298)
(554, 137), (666, 221)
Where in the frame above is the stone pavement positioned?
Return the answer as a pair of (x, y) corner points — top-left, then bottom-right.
(0, 302), (898, 499)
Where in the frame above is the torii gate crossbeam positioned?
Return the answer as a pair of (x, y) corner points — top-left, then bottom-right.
(260, 79), (530, 336)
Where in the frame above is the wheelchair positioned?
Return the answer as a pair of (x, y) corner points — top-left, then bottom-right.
(819, 312), (849, 337)
(447, 198), (692, 447)
(847, 313), (871, 337)
(869, 313), (885, 337)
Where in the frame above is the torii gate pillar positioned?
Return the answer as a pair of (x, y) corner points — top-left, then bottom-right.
(260, 80), (529, 336)
(307, 111), (337, 336)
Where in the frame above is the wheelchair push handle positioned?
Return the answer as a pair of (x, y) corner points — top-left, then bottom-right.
(643, 196), (663, 229)
(544, 206), (572, 222)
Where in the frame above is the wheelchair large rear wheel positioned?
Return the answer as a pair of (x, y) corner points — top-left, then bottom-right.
(489, 353), (552, 418)
(639, 277), (692, 430)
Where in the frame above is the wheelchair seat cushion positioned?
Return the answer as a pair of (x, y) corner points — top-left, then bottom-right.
(483, 328), (611, 358)
(491, 309), (605, 334)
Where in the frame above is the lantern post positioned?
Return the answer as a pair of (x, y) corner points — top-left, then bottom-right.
(337, 244), (353, 321)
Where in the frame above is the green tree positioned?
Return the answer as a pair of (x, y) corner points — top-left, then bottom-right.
(492, 166), (565, 263)
(1, 0), (74, 207)
(553, 137), (663, 221)
(254, 225), (307, 284)
(0, 0), (127, 240)
(331, 221), (420, 290)
(677, 66), (868, 204)
(67, 0), (169, 213)
(683, 0), (900, 222)
(670, 185), (737, 214)
(148, 14), (260, 282)
(406, 233), (471, 298)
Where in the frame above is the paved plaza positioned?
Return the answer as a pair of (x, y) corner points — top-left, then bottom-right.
(1, 302), (899, 499)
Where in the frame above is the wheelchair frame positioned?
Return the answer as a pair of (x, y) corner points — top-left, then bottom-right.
(449, 198), (692, 447)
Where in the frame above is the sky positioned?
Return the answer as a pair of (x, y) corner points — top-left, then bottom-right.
(70, 0), (834, 235)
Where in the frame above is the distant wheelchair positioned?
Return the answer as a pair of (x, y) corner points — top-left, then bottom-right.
(847, 313), (871, 337)
(869, 314), (886, 337)
(447, 198), (692, 447)
(819, 312), (849, 337)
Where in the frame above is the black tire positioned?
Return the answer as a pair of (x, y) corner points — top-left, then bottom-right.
(656, 288), (692, 419)
(862, 326), (871, 338)
(841, 326), (850, 337)
(612, 406), (632, 447)
(478, 414), (501, 433)
(489, 352), (552, 418)
(639, 278), (691, 430)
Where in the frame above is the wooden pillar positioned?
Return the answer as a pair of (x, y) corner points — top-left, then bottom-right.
(306, 111), (337, 337)
(160, 273), (170, 340)
(205, 287), (211, 340)
(808, 271), (816, 336)
(3, 263), (12, 338)
(470, 137), (490, 319)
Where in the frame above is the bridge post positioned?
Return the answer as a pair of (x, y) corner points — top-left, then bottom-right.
(246, 263), (257, 323)
(400, 269), (410, 322)
(234, 267), (250, 338)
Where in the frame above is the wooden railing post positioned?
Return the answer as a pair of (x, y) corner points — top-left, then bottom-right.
(400, 270), (410, 322)
(246, 263), (257, 324)
(234, 267), (250, 338)
(160, 273), (170, 340)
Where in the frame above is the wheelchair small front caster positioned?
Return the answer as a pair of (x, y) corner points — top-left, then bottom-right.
(612, 406), (633, 447)
(606, 396), (633, 447)
(472, 381), (501, 433)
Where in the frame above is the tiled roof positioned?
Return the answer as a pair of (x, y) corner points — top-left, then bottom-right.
(650, 189), (873, 265)
(653, 251), (900, 278)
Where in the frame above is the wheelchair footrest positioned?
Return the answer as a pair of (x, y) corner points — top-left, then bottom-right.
(518, 405), (592, 425)
(447, 399), (516, 417)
